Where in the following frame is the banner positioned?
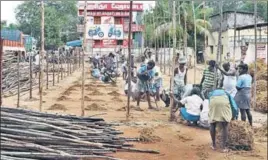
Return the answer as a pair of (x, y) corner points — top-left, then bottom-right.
(78, 3), (143, 11)
(86, 24), (124, 40)
(101, 16), (114, 24)
(123, 24), (144, 32)
(79, 11), (130, 17)
(257, 44), (266, 59)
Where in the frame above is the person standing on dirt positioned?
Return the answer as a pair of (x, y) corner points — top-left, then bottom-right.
(216, 62), (237, 97)
(173, 57), (188, 104)
(200, 60), (221, 99)
(136, 60), (156, 110)
(208, 88), (233, 152)
(154, 72), (163, 101)
(234, 64), (253, 126)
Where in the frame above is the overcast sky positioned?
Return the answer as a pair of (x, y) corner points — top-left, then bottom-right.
(1, 1), (155, 24)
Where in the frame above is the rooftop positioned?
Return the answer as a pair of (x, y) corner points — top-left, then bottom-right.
(236, 22), (268, 30)
(209, 10), (255, 18)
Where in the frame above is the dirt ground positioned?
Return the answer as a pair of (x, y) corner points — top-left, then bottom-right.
(2, 64), (267, 160)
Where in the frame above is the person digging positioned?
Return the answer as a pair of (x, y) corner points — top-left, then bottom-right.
(136, 60), (157, 110)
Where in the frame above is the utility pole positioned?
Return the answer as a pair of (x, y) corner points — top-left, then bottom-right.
(233, 2), (237, 64)
(81, 0), (87, 117)
(39, 0), (44, 112)
(192, 1), (197, 84)
(169, 0), (176, 121)
(253, 0), (257, 116)
(215, 1), (223, 89)
(127, 1), (133, 118)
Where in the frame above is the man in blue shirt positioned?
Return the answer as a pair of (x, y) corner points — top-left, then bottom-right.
(136, 60), (156, 109)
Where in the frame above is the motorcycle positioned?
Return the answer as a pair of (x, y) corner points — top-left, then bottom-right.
(108, 27), (121, 37)
(88, 27), (104, 37)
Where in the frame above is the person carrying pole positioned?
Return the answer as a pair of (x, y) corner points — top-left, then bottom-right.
(136, 60), (156, 110)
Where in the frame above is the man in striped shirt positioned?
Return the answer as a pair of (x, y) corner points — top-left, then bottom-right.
(200, 60), (221, 99)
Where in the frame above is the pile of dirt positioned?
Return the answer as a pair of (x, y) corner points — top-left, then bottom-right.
(63, 90), (72, 96)
(177, 134), (193, 142)
(80, 96), (92, 101)
(254, 122), (267, 142)
(88, 90), (103, 96)
(117, 105), (144, 112)
(113, 96), (123, 102)
(107, 91), (121, 96)
(139, 128), (161, 143)
(47, 104), (67, 111)
(57, 96), (70, 101)
(216, 121), (254, 151)
(85, 103), (107, 111)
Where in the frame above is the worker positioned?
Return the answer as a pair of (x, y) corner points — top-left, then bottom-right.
(140, 56), (146, 67)
(199, 99), (210, 129)
(33, 51), (40, 78)
(121, 60), (127, 80)
(171, 87), (203, 126)
(234, 64), (253, 126)
(154, 72), (163, 101)
(200, 60), (220, 99)
(136, 60), (156, 110)
(217, 62), (237, 97)
(173, 57), (187, 101)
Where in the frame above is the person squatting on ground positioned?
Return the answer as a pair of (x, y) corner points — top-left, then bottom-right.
(171, 87), (203, 126)
(136, 60), (156, 109)
(208, 88), (237, 152)
(200, 60), (221, 99)
(217, 62), (237, 98)
(173, 57), (188, 107)
(234, 64), (253, 126)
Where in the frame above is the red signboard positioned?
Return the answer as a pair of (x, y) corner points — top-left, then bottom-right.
(78, 11), (130, 17)
(78, 3), (143, 11)
(123, 24), (144, 32)
(92, 39), (132, 48)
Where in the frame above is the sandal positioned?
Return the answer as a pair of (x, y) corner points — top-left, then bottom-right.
(210, 145), (216, 151)
(221, 148), (229, 153)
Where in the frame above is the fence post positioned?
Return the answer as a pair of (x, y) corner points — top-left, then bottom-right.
(17, 51), (21, 108)
(0, 38), (3, 106)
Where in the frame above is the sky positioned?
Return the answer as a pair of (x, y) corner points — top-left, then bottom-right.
(1, 1), (155, 25)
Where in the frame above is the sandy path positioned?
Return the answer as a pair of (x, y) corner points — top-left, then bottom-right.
(2, 65), (267, 160)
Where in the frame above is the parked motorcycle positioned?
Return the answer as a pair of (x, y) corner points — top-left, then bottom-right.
(88, 27), (104, 37)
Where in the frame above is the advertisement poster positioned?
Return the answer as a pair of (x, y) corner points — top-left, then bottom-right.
(101, 16), (114, 24)
(86, 24), (124, 40)
(88, 16), (94, 25)
(257, 44), (266, 59)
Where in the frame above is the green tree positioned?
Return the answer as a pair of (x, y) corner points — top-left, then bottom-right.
(15, 1), (79, 49)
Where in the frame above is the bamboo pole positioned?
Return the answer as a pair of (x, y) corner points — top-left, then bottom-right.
(0, 39), (3, 106)
(17, 52), (21, 108)
(53, 54), (55, 86)
(40, 0), (45, 112)
(192, 1), (197, 84)
(29, 51), (33, 99)
(60, 53), (63, 80)
(163, 16), (166, 74)
(152, 6), (157, 62)
(215, 1), (223, 89)
(46, 51), (48, 89)
(57, 51), (60, 83)
(168, 14), (171, 75)
(233, 2), (237, 64)
(253, 0), (257, 116)
(169, 0), (176, 122)
(127, 1), (133, 118)
(81, 1), (87, 117)
(184, 3), (187, 64)
(203, 1), (207, 67)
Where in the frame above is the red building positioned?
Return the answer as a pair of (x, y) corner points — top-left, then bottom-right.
(78, 2), (144, 49)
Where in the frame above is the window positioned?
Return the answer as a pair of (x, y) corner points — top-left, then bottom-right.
(210, 45), (214, 54)
(94, 17), (101, 24)
(117, 40), (123, 45)
(115, 17), (121, 25)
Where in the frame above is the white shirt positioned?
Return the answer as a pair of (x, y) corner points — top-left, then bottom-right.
(95, 55), (100, 60)
(223, 69), (237, 97)
(180, 94), (203, 116)
(34, 54), (40, 65)
(124, 81), (137, 93)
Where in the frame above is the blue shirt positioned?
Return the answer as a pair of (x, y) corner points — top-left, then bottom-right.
(236, 74), (252, 88)
(137, 65), (155, 81)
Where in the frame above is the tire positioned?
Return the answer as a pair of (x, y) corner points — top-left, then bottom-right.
(108, 33), (112, 37)
(98, 32), (104, 37)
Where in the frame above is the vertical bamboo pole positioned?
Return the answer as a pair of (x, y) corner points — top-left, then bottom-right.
(192, 1), (197, 84)
(52, 54), (55, 86)
(57, 51), (60, 83)
(60, 53), (63, 80)
(152, 6), (157, 62)
(170, 0), (176, 121)
(46, 51), (48, 89)
(0, 39), (3, 106)
(168, 14), (171, 75)
(17, 52), (21, 108)
(184, 3), (187, 63)
(215, 1), (223, 89)
(253, 0), (257, 116)
(40, 0), (45, 112)
(81, 1), (87, 117)
(204, 1), (207, 67)
(29, 50), (33, 99)
(233, 2), (237, 64)
(163, 18), (166, 74)
(127, 1), (133, 118)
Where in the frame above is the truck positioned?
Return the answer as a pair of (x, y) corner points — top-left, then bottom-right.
(23, 35), (37, 52)
(0, 29), (26, 53)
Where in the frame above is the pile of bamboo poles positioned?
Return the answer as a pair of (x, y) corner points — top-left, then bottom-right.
(0, 107), (159, 160)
